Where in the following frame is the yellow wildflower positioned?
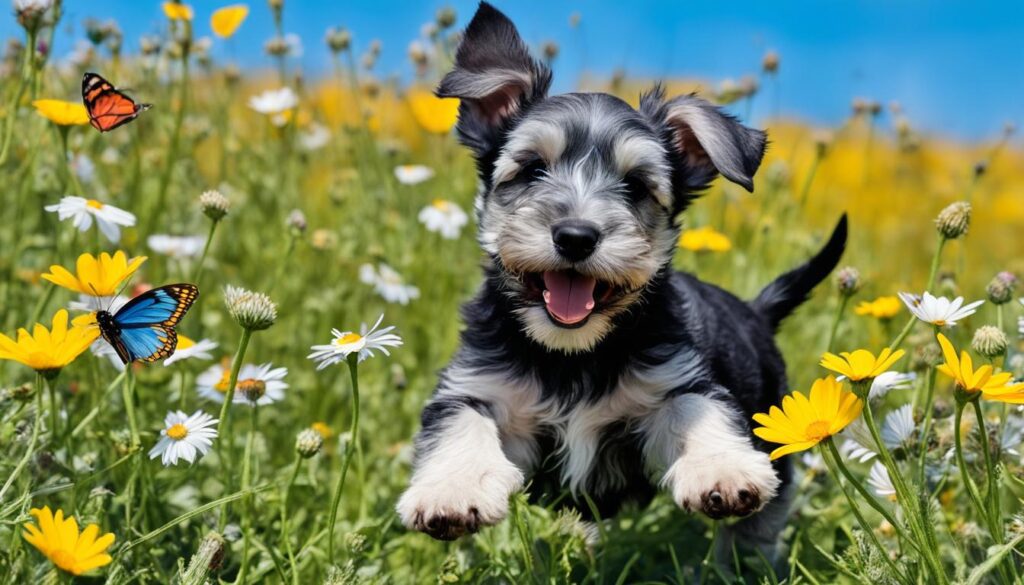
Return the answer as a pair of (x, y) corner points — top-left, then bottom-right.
(753, 376), (863, 460)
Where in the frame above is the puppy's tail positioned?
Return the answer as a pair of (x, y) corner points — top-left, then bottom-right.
(752, 214), (848, 331)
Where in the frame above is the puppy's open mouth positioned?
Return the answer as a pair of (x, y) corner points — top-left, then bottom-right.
(524, 270), (617, 328)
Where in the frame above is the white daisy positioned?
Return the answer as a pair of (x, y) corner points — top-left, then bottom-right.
(148, 410), (219, 466)
(868, 371), (916, 400)
(299, 123), (331, 151)
(44, 196), (136, 243)
(164, 335), (218, 366)
(867, 461), (896, 499)
(359, 263), (420, 305)
(394, 164), (434, 185)
(14, 0), (52, 14)
(881, 404), (915, 450)
(800, 452), (826, 473)
(840, 420), (877, 463)
(308, 313), (403, 369)
(69, 293), (128, 313)
(418, 199), (468, 239)
(196, 362), (288, 406)
(248, 87), (298, 115)
(897, 291), (984, 327)
(147, 234), (206, 258)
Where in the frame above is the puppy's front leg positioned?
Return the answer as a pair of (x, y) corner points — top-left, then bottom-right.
(645, 390), (780, 518)
(397, 395), (524, 540)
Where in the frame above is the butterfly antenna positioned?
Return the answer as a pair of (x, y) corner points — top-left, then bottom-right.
(113, 279), (133, 302)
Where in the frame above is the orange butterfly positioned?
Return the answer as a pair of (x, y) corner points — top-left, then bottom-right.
(81, 72), (152, 132)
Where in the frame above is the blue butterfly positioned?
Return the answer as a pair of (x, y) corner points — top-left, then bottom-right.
(96, 283), (199, 364)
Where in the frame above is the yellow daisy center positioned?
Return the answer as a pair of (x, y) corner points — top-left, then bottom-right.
(805, 420), (831, 442)
(50, 549), (77, 572)
(86, 199), (104, 210)
(432, 199), (450, 211)
(335, 332), (362, 345)
(167, 423), (188, 441)
(933, 319), (946, 327)
(214, 370), (231, 393)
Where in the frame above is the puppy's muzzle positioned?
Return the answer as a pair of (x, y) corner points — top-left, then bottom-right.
(551, 220), (600, 262)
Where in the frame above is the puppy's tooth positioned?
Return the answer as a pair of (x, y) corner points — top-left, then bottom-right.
(542, 290), (551, 303)
(585, 300), (595, 310)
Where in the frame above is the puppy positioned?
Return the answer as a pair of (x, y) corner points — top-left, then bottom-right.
(397, 2), (847, 562)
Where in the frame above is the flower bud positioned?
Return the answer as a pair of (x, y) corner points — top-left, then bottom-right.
(224, 285), (278, 331)
(8, 382), (34, 402)
(287, 209), (307, 235)
(181, 531), (226, 583)
(762, 50), (779, 74)
(833, 266), (861, 297)
(325, 27), (351, 53)
(972, 326), (1008, 360)
(436, 6), (457, 29)
(344, 531), (367, 554)
(199, 189), (229, 221)
(295, 428), (323, 458)
(935, 201), (971, 239)
(264, 36), (289, 57)
(541, 41), (559, 62)
(986, 271), (1017, 305)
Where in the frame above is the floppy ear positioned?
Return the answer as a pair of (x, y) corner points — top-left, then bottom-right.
(643, 90), (766, 195)
(436, 2), (551, 155)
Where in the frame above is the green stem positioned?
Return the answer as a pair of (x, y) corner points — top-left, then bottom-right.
(826, 295), (850, 352)
(953, 400), (990, 526)
(0, 374), (45, 502)
(29, 284), (56, 326)
(266, 234), (296, 295)
(798, 152), (821, 209)
(820, 441), (910, 584)
(0, 27), (35, 165)
(121, 366), (139, 449)
(191, 219), (219, 285)
(972, 401), (1001, 537)
(279, 456), (302, 585)
(217, 327), (253, 530)
(327, 354), (360, 564)
(925, 236), (946, 291)
(151, 50), (190, 234)
(235, 404), (259, 584)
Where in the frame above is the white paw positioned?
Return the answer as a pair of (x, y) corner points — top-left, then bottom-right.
(663, 446), (780, 519)
(397, 458), (523, 540)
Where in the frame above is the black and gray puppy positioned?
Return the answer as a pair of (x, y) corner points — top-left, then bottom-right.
(397, 2), (847, 559)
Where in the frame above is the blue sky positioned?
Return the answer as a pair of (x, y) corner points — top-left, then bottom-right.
(10, 1), (1023, 140)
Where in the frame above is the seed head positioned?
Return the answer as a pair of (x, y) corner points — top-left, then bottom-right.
(224, 285), (277, 331)
(295, 428), (323, 458)
(264, 36), (289, 57)
(7, 382), (35, 402)
(971, 326), (1008, 360)
(762, 50), (779, 74)
(408, 40), (428, 68)
(287, 209), (307, 235)
(181, 531), (226, 583)
(436, 6), (457, 29)
(344, 531), (367, 554)
(200, 189), (229, 221)
(541, 40), (559, 62)
(325, 27), (351, 53)
(935, 201), (971, 240)
(973, 160), (988, 178)
(834, 266), (861, 297)
(986, 271), (1017, 305)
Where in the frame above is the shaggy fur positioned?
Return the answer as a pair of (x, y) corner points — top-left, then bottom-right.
(397, 2), (847, 565)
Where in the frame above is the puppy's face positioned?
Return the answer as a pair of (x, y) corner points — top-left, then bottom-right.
(442, 3), (766, 353)
(481, 95), (677, 351)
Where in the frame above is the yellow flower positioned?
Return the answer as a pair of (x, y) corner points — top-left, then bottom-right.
(854, 295), (901, 319)
(311, 421), (334, 440)
(407, 88), (459, 134)
(23, 506), (115, 576)
(0, 310), (99, 373)
(753, 376), (863, 460)
(211, 4), (249, 38)
(162, 1), (194, 20)
(820, 347), (905, 382)
(41, 251), (147, 296)
(32, 99), (89, 126)
(936, 333), (1024, 403)
(678, 226), (732, 252)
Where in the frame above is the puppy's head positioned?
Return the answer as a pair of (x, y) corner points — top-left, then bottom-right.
(442, 3), (766, 353)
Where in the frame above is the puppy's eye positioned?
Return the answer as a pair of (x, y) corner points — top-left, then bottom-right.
(622, 174), (649, 202)
(519, 159), (548, 182)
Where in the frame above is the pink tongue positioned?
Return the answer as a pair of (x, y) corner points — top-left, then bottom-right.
(542, 271), (597, 324)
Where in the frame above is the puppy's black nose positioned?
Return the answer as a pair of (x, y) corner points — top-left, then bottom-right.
(551, 220), (600, 261)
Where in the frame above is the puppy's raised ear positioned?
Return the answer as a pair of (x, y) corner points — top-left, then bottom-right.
(437, 2), (551, 156)
(642, 89), (766, 199)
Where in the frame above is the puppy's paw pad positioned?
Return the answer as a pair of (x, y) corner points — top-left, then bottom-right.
(666, 448), (780, 519)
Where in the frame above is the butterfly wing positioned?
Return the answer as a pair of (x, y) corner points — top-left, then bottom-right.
(110, 284), (198, 363)
(82, 72), (152, 132)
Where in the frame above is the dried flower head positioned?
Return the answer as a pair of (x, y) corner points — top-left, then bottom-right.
(986, 271), (1017, 305)
(224, 285), (277, 331)
(935, 201), (971, 239)
(834, 266), (861, 297)
(436, 6), (456, 29)
(287, 209), (307, 234)
(199, 189), (229, 221)
(296, 428), (323, 458)
(762, 50), (779, 73)
(325, 27), (351, 53)
(541, 40), (559, 61)
(972, 326), (1008, 360)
